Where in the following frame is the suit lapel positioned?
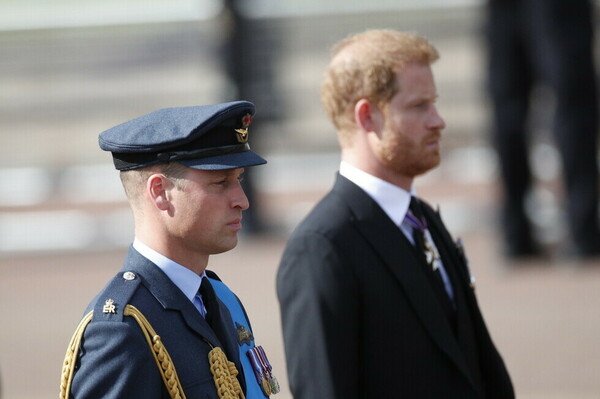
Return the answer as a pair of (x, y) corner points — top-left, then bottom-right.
(332, 176), (475, 388)
(422, 206), (483, 392)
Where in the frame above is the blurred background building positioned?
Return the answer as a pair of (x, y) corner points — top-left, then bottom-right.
(1, 1), (599, 398)
(0, 0), (495, 252)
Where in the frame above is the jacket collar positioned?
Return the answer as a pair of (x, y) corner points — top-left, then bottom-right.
(122, 247), (238, 360)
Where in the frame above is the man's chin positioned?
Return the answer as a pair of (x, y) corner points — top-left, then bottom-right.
(411, 158), (440, 177)
(211, 238), (239, 255)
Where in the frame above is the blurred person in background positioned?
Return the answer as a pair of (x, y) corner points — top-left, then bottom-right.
(485, 0), (600, 259)
(60, 102), (279, 399)
(219, 0), (284, 234)
(277, 29), (514, 398)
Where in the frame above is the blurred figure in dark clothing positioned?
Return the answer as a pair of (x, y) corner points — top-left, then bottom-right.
(220, 0), (283, 234)
(485, 0), (600, 259)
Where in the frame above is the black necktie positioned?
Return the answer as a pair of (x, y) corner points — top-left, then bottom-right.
(199, 277), (214, 317)
(408, 197), (456, 326)
(199, 277), (247, 392)
(199, 277), (230, 346)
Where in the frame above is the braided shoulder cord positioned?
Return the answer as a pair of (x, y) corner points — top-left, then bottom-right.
(124, 305), (187, 399)
(58, 306), (186, 399)
(60, 311), (93, 399)
(127, 305), (246, 399)
(207, 346), (245, 399)
(59, 306), (245, 399)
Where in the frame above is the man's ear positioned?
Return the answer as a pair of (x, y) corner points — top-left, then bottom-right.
(354, 98), (383, 136)
(147, 174), (172, 211)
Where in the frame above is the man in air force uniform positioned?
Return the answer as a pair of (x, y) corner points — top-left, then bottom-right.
(60, 101), (279, 399)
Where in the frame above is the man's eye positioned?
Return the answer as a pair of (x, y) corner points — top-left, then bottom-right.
(237, 175), (245, 183)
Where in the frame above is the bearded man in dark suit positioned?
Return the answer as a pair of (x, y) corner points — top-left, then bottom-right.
(277, 30), (514, 399)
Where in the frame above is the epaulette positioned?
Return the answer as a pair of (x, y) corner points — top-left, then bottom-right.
(92, 270), (142, 322)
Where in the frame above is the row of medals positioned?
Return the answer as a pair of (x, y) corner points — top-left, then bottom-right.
(247, 345), (280, 396)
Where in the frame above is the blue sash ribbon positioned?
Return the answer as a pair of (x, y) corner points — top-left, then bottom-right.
(209, 278), (269, 399)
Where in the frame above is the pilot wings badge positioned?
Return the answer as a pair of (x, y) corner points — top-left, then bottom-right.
(234, 113), (253, 143)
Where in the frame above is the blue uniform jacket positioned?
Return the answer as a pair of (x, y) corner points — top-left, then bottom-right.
(70, 246), (265, 399)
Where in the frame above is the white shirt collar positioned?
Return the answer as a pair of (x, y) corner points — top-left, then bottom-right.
(339, 161), (413, 226)
(133, 238), (205, 303)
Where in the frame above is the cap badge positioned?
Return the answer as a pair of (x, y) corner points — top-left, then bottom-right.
(102, 299), (117, 314)
(234, 113), (253, 143)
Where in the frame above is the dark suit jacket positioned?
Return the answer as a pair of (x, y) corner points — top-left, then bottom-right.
(277, 175), (514, 398)
(70, 247), (245, 398)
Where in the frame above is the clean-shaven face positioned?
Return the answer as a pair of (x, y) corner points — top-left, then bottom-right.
(167, 167), (249, 257)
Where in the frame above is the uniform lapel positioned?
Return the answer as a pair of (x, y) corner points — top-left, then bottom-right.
(123, 247), (222, 348)
(332, 176), (475, 388)
(124, 248), (246, 392)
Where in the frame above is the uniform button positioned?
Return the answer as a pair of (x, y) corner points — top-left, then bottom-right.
(123, 271), (136, 280)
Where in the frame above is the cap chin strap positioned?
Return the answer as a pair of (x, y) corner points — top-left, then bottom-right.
(60, 305), (245, 399)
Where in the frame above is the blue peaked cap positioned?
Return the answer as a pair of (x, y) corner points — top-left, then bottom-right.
(99, 101), (267, 171)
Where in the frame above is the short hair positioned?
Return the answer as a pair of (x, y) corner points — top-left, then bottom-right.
(120, 162), (189, 208)
(320, 30), (439, 146)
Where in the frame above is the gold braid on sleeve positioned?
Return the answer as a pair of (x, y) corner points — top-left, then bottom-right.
(59, 305), (246, 399)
